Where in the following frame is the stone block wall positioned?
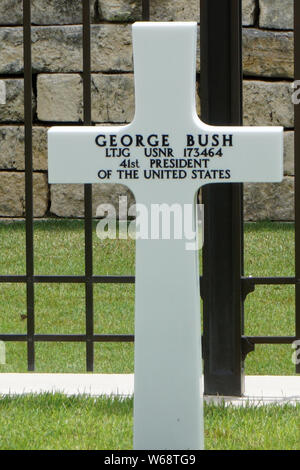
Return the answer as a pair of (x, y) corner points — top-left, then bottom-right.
(0, 0), (295, 220)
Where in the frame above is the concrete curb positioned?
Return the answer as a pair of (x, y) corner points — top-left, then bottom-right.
(0, 374), (299, 406)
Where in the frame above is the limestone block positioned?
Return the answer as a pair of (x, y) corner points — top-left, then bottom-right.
(32, 127), (49, 171)
(30, 0), (95, 24)
(0, 0), (23, 25)
(37, 74), (83, 122)
(0, 0), (255, 25)
(1, 79), (23, 122)
(0, 28), (23, 75)
(0, 24), (199, 75)
(0, 172), (48, 217)
(150, 0), (199, 21)
(50, 183), (135, 218)
(149, 0), (255, 24)
(37, 73), (136, 123)
(0, 0), (95, 25)
(0, 26), (83, 74)
(0, 25), (133, 74)
(98, 0), (142, 21)
(259, 0), (293, 30)
(0, 79), (35, 122)
(244, 177), (294, 221)
(33, 173), (49, 217)
(91, 24), (133, 72)
(0, 81), (6, 104)
(284, 131), (294, 176)
(91, 74), (135, 123)
(0, 126), (24, 170)
(0, 0), (256, 26)
(0, 126), (48, 171)
(243, 29), (293, 79)
(242, 0), (256, 26)
(243, 80), (294, 128)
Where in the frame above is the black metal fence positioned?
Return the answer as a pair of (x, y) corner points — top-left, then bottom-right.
(0, 0), (136, 373)
(202, 0), (299, 396)
(0, 0), (299, 394)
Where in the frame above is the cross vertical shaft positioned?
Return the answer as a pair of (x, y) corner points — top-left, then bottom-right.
(133, 193), (203, 450)
(132, 22), (197, 129)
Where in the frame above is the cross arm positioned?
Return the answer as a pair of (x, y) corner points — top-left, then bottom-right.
(187, 121), (283, 187)
(48, 124), (140, 186)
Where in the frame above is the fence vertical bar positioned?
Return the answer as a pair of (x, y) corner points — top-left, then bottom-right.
(142, 0), (150, 21)
(294, 0), (300, 374)
(82, 0), (94, 372)
(200, 0), (244, 395)
(23, 0), (35, 371)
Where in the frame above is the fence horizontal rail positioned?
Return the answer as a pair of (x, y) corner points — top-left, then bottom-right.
(0, 333), (296, 346)
(242, 277), (297, 285)
(244, 336), (298, 345)
(0, 334), (134, 342)
(0, 275), (298, 285)
(0, 275), (135, 283)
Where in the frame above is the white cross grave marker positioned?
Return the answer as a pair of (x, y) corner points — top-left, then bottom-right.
(48, 22), (283, 450)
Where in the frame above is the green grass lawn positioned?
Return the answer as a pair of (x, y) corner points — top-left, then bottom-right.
(0, 220), (299, 450)
(0, 394), (298, 450)
(0, 219), (296, 375)
(244, 222), (295, 375)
